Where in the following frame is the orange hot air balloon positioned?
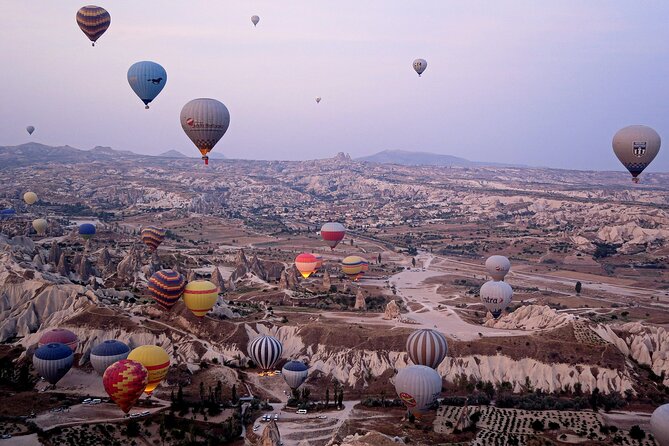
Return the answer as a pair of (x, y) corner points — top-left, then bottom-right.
(295, 253), (318, 279)
(183, 280), (218, 317)
(103, 359), (148, 413)
(127, 346), (170, 395)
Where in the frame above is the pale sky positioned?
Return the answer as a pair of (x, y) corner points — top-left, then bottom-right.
(2, 1), (669, 171)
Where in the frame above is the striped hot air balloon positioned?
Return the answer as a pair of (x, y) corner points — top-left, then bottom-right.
(78, 223), (96, 240)
(148, 269), (186, 310)
(320, 222), (345, 250)
(103, 359), (148, 413)
(406, 329), (448, 369)
(295, 253), (318, 279)
(183, 280), (218, 317)
(342, 256), (365, 281)
(90, 340), (131, 375)
(23, 192), (37, 205)
(313, 254), (323, 270)
(394, 365), (442, 415)
(141, 226), (166, 252)
(247, 335), (282, 372)
(33, 343), (74, 385)
(127, 345), (170, 396)
(76, 5), (111, 46)
(39, 328), (79, 353)
(282, 361), (309, 390)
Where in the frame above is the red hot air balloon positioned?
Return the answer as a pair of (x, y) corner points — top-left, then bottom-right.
(295, 253), (318, 279)
(39, 328), (79, 353)
(148, 269), (186, 310)
(320, 222), (345, 250)
(103, 359), (148, 413)
(141, 226), (166, 252)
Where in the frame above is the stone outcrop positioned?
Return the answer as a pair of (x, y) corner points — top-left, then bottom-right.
(484, 305), (574, 331)
(210, 267), (225, 292)
(330, 432), (403, 446)
(96, 247), (112, 274)
(383, 300), (401, 320)
(78, 256), (94, 281)
(56, 252), (70, 276)
(354, 289), (366, 310)
(257, 420), (281, 446)
(279, 270), (289, 290)
(322, 270), (331, 291)
(116, 245), (142, 282)
(48, 241), (62, 265)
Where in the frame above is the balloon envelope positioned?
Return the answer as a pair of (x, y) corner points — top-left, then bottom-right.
(127, 61), (167, 109)
(480, 280), (513, 318)
(78, 223), (96, 239)
(612, 125), (661, 182)
(103, 359), (148, 413)
(141, 226), (166, 252)
(394, 365), (441, 414)
(76, 5), (111, 46)
(316, 97), (321, 103)
(32, 218), (48, 236)
(342, 256), (365, 280)
(312, 254), (323, 270)
(295, 253), (319, 279)
(24, 192), (37, 205)
(251, 15), (260, 26)
(406, 329), (448, 369)
(183, 280), (218, 317)
(33, 343), (74, 385)
(91, 340), (131, 375)
(247, 335), (282, 371)
(651, 404), (669, 446)
(0, 209), (16, 220)
(320, 222), (345, 249)
(413, 59), (427, 76)
(282, 361), (309, 389)
(148, 269), (186, 310)
(127, 345), (170, 395)
(180, 98), (230, 164)
(485, 255), (511, 281)
(26, 126), (35, 135)
(39, 328), (79, 353)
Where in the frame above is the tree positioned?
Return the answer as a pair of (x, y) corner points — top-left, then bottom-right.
(325, 387), (330, 409)
(200, 382), (205, 402)
(575, 281), (582, 295)
(231, 384), (238, 404)
(629, 425), (646, 440)
(337, 389), (344, 408)
(411, 258), (416, 267)
(215, 380), (222, 403)
(177, 384), (184, 405)
(377, 253), (381, 264)
(126, 420), (140, 437)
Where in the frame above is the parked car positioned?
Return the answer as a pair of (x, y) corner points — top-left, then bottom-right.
(296, 409), (307, 414)
(91, 398), (102, 404)
(317, 415), (327, 419)
(82, 398), (92, 404)
(141, 411), (150, 416)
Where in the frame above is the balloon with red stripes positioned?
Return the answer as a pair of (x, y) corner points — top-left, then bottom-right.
(148, 269), (186, 310)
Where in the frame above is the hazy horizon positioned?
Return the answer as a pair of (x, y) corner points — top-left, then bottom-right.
(3, 1), (669, 172)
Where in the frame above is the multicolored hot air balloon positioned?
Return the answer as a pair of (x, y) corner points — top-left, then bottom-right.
(342, 256), (365, 281)
(295, 253), (318, 279)
(127, 61), (167, 109)
(24, 192), (37, 205)
(90, 340), (131, 375)
(480, 280), (513, 319)
(282, 361), (309, 390)
(127, 345), (170, 396)
(78, 223), (96, 240)
(141, 226), (166, 252)
(76, 5), (111, 46)
(247, 335), (282, 373)
(148, 269), (186, 310)
(251, 15), (260, 26)
(183, 280), (218, 317)
(612, 125), (661, 183)
(33, 343), (74, 386)
(0, 209), (15, 220)
(180, 98), (231, 165)
(103, 359), (148, 413)
(320, 222), (345, 249)
(413, 58), (427, 77)
(485, 255), (511, 281)
(39, 328), (79, 353)
(394, 365), (441, 415)
(26, 126), (35, 135)
(32, 218), (47, 236)
(406, 329), (448, 369)
(651, 404), (669, 446)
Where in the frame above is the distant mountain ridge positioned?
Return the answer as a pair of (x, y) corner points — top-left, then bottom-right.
(158, 149), (189, 158)
(356, 149), (518, 167)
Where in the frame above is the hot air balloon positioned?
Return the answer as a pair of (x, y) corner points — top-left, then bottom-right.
(320, 222), (345, 250)
(247, 335), (282, 373)
(141, 226), (166, 252)
(33, 343), (74, 386)
(103, 359), (148, 413)
(315, 97), (322, 104)
(127, 345), (170, 396)
(183, 280), (218, 317)
(76, 5), (111, 46)
(33, 218), (48, 236)
(413, 59), (427, 77)
(127, 61), (167, 109)
(313, 254), (323, 270)
(23, 192), (37, 205)
(180, 98), (230, 165)
(612, 125), (661, 183)
(485, 255), (511, 281)
(0, 209), (16, 220)
(480, 280), (513, 319)
(251, 15), (260, 26)
(39, 328), (79, 353)
(651, 404), (669, 446)
(78, 223), (96, 240)
(342, 256), (364, 281)
(406, 329), (448, 369)
(148, 269), (186, 310)
(90, 340), (130, 375)
(360, 258), (369, 274)
(295, 253), (318, 279)
(282, 361), (309, 390)
(394, 365), (441, 415)
(26, 126), (35, 135)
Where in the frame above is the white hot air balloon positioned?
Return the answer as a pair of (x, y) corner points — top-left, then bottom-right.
(281, 361), (309, 389)
(180, 98), (231, 165)
(480, 280), (513, 318)
(32, 218), (47, 236)
(612, 125), (661, 183)
(251, 15), (260, 26)
(413, 59), (427, 77)
(394, 365), (441, 415)
(651, 404), (669, 446)
(485, 255), (511, 281)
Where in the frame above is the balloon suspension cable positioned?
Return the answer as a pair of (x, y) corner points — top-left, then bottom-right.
(92, 42), (95, 47)
(145, 105), (150, 110)
(203, 155), (209, 165)
(633, 177), (640, 184)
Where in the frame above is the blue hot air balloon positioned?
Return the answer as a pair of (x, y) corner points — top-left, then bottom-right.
(0, 209), (16, 220)
(247, 335), (282, 372)
(78, 223), (96, 240)
(127, 61), (167, 109)
(281, 361), (309, 389)
(33, 343), (74, 385)
(90, 340), (131, 375)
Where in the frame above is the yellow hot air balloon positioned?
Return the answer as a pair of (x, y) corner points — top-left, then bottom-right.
(24, 192), (37, 205)
(32, 218), (47, 236)
(183, 280), (218, 317)
(342, 256), (364, 281)
(127, 345), (170, 396)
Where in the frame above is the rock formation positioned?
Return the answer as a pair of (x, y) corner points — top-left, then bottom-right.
(116, 245), (143, 283)
(78, 256), (94, 281)
(96, 247), (112, 274)
(484, 305), (574, 331)
(322, 270), (331, 291)
(210, 267), (225, 292)
(48, 241), (62, 265)
(279, 270), (289, 290)
(56, 252), (69, 276)
(354, 289), (366, 310)
(330, 431), (403, 446)
(383, 300), (401, 320)
(257, 420), (281, 446)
